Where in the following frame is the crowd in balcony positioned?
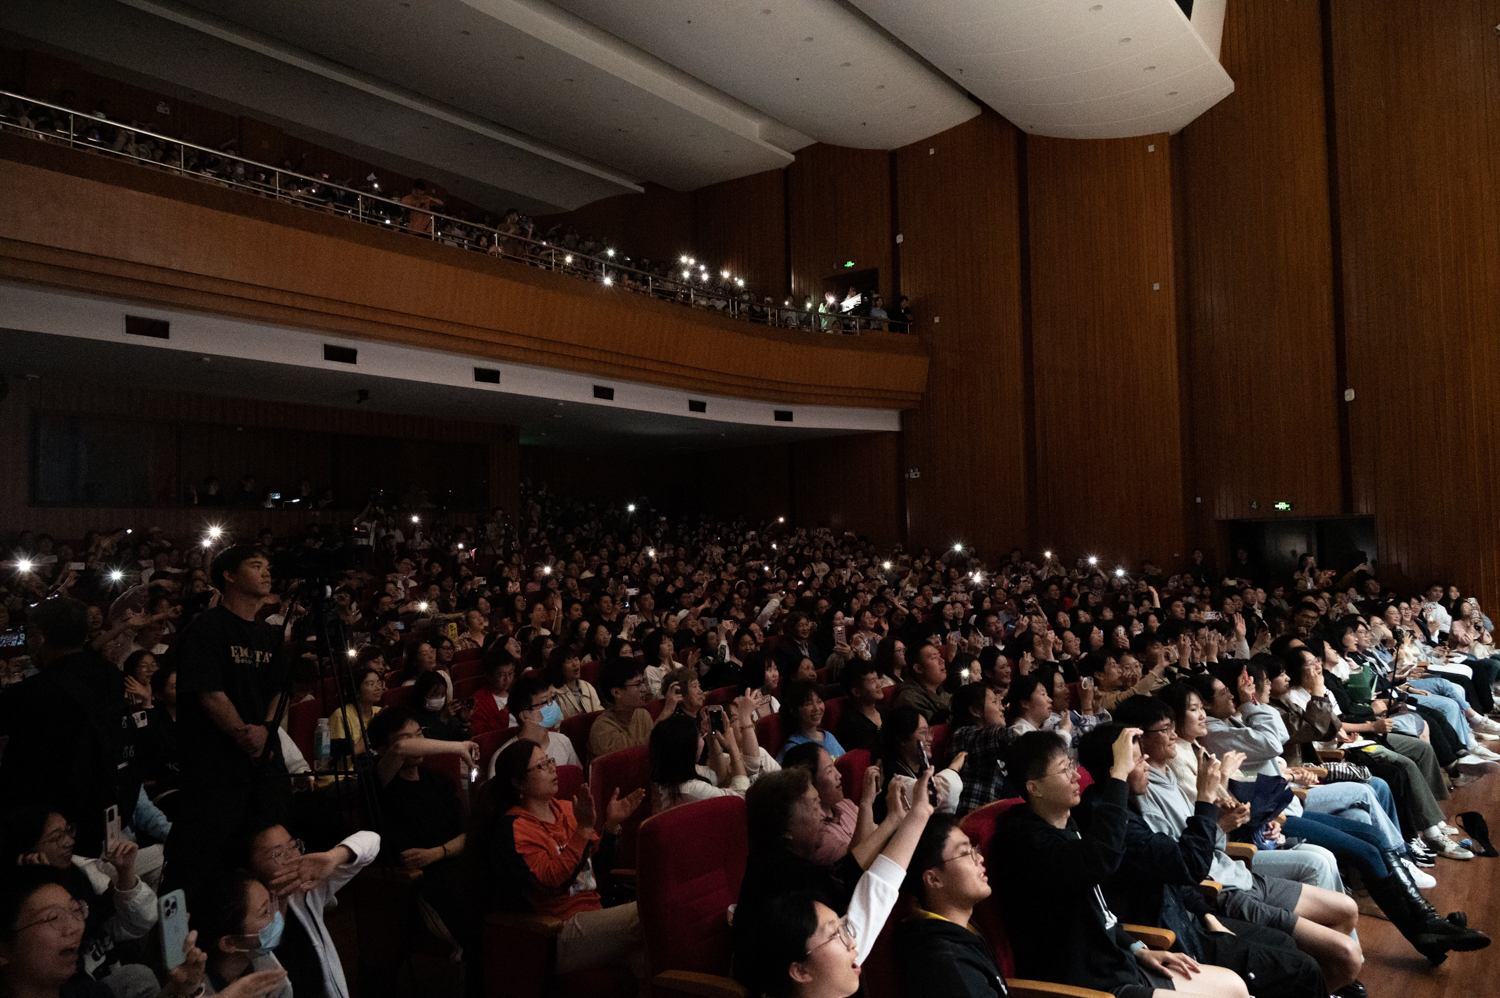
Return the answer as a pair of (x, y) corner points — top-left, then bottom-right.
(1, 484), (1496, 998)
(0, 91), (914, 335)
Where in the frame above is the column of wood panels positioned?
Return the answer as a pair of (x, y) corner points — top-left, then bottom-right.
(692, 169), (788, 300)
(893, 111), (1029, 558)
(785, 144), (893, 306)
(1329, 1), (1500, 604)
(1026, 134), (1185, 567)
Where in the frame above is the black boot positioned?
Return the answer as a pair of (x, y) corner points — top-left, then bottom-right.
(1372, 854), (1491, 964)
(1383, 849), (1476, 935)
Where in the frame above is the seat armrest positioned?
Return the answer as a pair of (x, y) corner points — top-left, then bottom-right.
(1226, 842), (1257, 868)
(651, 971), (747, 998)
(1122, 925), (1176, 951)
(484, 910), (566, 937)
(1316, 749), (1345, 762)
(1291, 787), (1308, 802)
(481, 911), (564, 998)
(1008, 981), (1114, 998)
(1198, 879), (1222, 906)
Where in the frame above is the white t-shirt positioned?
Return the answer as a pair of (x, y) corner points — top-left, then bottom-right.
(489, 731), (579, 776)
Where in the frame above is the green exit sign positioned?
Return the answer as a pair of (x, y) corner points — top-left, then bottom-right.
(1274, 501), (1293, 512)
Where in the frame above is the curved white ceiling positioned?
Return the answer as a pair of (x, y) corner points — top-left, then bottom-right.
(850, 0), (1233, 139)
(546, 0), (980, 149)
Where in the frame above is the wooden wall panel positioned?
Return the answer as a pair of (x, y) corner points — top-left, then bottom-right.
(894, 111), (1029, 558)
(0, 375), (517, 542)
(1330, 1), (1500, 605)
(0, 135), (927, 408)
(533, 182), (694, 267)
(1175, 2), (1343, 552)
(692, 169), (788, 300)
(786, 144), (893, 306)
(1027, 134), (1185, 567)
(789, 434), (900, 547)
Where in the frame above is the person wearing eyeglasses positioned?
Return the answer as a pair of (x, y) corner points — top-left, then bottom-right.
(894, 814), (1007, 998)
(492, 674), (580, 775)
(588, 657), (680, 759)
(471, 738), (648, 979)
(0, 805), (157, 980)
(191, 872), (293, 998)
(238, 820), (379, 998)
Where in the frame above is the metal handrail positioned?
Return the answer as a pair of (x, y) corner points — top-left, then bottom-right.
(0, 89), (910, 335)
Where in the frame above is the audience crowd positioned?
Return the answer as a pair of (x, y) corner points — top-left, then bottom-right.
(0, 91), (913, 335)
(2, 489), (1498, 998)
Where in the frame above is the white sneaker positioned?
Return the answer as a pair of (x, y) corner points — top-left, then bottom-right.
(1459, 746), (1500, 763)
(1440, 821), (1462, 835)
(1403, 858), (1438, 889)
(1424, 834), (1475, 860)
(1470, 716), (1500, 735)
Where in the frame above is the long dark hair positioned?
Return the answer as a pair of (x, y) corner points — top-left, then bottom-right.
(735, 891), (823, 998)
(649, 714), (707, 806)
(880, 705), (925, 779)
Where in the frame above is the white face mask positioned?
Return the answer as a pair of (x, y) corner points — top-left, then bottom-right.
(424, 697), (446, 712)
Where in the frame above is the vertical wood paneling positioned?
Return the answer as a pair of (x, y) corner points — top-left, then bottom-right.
(1027, 134), (1185, 566)
(692, 169), (788, 299)
(1175, 1), (1343, 546)
(789, 434), (900, 547)
(1330, 1), (1500, 605)
(894, 111), (1029, 558)
(786, 144), (893, 306)
(532, 182), (695, 266)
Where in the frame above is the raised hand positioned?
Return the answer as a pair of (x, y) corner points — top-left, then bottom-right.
(1196, 753), (1224, 803)
(604, 787), (646, 833)
(572, 783), (597, 832)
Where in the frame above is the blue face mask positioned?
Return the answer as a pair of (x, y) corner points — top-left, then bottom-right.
(259, 910), (285, 950)
(539, 701), (563, 729)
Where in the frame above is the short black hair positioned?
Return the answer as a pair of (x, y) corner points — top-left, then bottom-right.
(27, 596), (89, 649)
(1010, 731), (1070, 802)
(901, 813), (961, 906)
(1111, 692), (1174, 730)
(210, 545), (269, 591)
(745, 767), (813, 854)
(598, 656), (644, 704)
(367, 705), (416, 751)
(1077, 723), (1126, 786)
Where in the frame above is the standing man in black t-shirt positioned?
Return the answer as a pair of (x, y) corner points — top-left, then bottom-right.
(165, 544), (291, 899)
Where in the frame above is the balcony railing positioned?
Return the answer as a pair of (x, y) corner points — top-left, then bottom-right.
(0, 90), (909, 335)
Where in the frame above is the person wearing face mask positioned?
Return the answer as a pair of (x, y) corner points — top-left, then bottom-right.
(239, 820), (379, 998)
(493, 675), (579, 774)
(408, 671), (467, 742)
(193, 873), (293, 998)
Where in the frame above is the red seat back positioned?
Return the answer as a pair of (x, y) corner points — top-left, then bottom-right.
(452, 675), (486, 702)
(580, 660), (603, 687)
(453, 647), (483, 666)
(556, 764), (586, 803)
(881, 684), (898, 705)
(704, 685), (739, 706)
(475, 728), (509, 780)
(835, 748), (873, 805)
(861, 903), (907, 998)
(755, 712), (787, 756)
(637, 796), (748, 977)
(451, 659), (482, 682)
(645, 698), (666, 719)
(559, 709), (604, 769)
(928, 723), (951, 767)
(589, 745), (651, 865)
(960, 797), (1025, 979)
(288, 699), (323, 764)
(1077, 764), (1094, 792)
(381, 685), (413, 708)
(820, 696), (845, 737)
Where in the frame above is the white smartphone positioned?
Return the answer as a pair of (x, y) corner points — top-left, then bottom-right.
(103, 805), (121, 850)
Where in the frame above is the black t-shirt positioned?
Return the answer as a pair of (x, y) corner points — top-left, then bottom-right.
(378, 770), (465, 856)
(175, 606), (288, 786)
(276, 908), (327, 998)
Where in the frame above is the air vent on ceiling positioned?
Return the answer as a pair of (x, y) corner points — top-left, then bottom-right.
(323, 344), (358, 364)
(774, 410), (794, 422)
(474, 367), (500, 384)
(688, 399), (707, 413)
(593, 385), (615, 401)
(125, 315), (170, 339)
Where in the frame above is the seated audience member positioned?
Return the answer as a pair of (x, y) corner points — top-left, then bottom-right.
(781, 742), (867, 864)
(408, 670), (467, 741)
(367, 707), (479, 969)
(494, 675), (580, 774)
(325, 667), (384, 778)
(640, 628), (679, 699)
(774, 612), (825, 677)
(895, 814), (1009, 998)
(470, 648), (518, 735)
(1111, 696), (1367, 989)
(871, 634), (906, 688)
(399, 641), (452, 699)
(992, 729), (1249, 997)
(546, 644), (602, 719)
(471, 739), (648, 978)
(191, 872), (294, 997)
(238, 820), (379, 998)
(1005, 674), (1056, 739)
(1094, 646), (1170, 712)
(0, 806), (158, 979)
(649, 712), (747, 813)
(879, 707), (964, 815)
(589, 657), (678, 758)
(455, 610), (491, 652)
(778, 681), (846, 761)
(893, 645), (951, 724)
(741, 651), (782, 721)
(837, 658), (885, 756)
(1075, 725), (1328, 998)
(354, 644), (389, 679)
(661, 665), (707, 723)
(948, 682), (1014, 815)
(734, 767), (937, 996)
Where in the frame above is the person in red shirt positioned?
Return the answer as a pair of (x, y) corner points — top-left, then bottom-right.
(472, 740), (647, 978)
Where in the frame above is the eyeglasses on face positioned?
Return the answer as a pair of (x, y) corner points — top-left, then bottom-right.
(940, 844), (983, 866)
(809, 915), (858, 955)
(41, 823), (76, 847)
(18, 899), (89, 932)
(264, 838), (306, 865)
(527, 757), (558, 774)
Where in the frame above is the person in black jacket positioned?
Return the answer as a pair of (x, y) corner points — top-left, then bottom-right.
(989, 730), (1249, 998)
(894, 814), (1007, 997)
(1075, 725), (1326, 998)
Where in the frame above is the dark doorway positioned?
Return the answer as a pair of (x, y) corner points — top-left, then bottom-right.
(1222, 516), (1377, 588)
(822, 268), (879, 309)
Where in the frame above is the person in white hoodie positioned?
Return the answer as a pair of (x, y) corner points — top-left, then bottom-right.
(239, 822), (380, 998)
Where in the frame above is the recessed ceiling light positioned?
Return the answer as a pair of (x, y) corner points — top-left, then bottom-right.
(804, 36), (814, 42)
(908, 104), (917, 109)
(762, 7), (772, 13)
(460, 30), (469, 35)
(1167, 90), (1179, 96)
(877, 84), (885, 89)
(1090, 4), (1103, 9)
(515, 55), (525, 60)
(1144, 65), (1155, 71)
(1119, 37), (1131, 43)
(841, 62), (851, 67)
